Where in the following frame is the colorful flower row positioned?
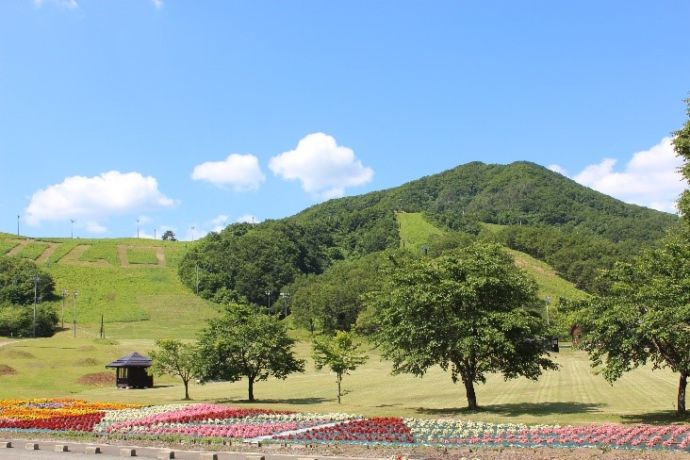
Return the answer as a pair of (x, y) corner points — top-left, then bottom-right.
(0, 399), (689, 452)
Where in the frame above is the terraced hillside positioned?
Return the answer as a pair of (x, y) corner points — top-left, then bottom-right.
(0, 232), (216, 339)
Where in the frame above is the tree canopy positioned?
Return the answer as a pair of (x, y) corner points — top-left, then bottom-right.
(369, 243), (557, 410)
(312, 331), (368, 404)
(150, 339), (198, 400)
(196, 303), (304, 401)
(0, 257), (54, 305)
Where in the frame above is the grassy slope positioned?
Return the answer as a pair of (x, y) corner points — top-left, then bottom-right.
(0, 233), (216, 339)
(396, 213), (587, 301)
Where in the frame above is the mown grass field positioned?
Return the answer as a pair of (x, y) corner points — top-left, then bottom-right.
(0, 333), (681, 425)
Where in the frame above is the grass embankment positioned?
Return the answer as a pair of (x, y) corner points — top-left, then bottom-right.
(0, 234), (216, 339)
(396, 212), (587, 302)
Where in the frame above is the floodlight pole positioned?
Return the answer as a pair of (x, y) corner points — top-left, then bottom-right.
(73, 290), (79, 338)
(32, 276), (40, 337)
(61, 289), (68, 329)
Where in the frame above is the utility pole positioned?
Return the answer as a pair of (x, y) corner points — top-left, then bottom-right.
(195, 262), (199, 295)
(32, 276), (40, 337)
(72, 290), (79, 338)
(61, 289), (68, 329)
(70, 219), (75, 239)
(137, 219), (140, 239)
(17, 215), (20, 237)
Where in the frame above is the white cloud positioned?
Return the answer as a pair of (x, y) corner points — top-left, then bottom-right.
(25, 171), (174, 225)
(85, 221), (107, 234)
(151, 0), (163, 9)
(269, 133), (374, 200)
(236, 214), (259, 224)
(571, 137), (683, 213)
(210, 214), (229, 232)
(547, 164), (568, 176)
(34, 0), (78, 9)
(191, 154), (265, 191)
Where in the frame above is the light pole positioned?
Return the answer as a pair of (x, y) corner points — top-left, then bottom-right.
(17, 215), (20, 238)
(195, 262), (199, 295)
(279, 292), (290, 318)
(32, 275), (40, 337)
(72, 290), (79, 338)
(61, 289), (68, 329)
(70, 219), (75, 239)
(137, 219), (140, 239)
(265, 290), (272, 312)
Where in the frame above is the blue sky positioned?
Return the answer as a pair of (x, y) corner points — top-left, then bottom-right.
(1, 0), (689, 240)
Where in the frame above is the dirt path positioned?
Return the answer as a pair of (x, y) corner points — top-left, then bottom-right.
(35, 243), (59, 264)
(6, 240), (29, 256)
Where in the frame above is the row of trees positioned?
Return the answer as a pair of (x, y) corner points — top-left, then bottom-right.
(156, 242), (558, 411)
(151, 303), (368, 403)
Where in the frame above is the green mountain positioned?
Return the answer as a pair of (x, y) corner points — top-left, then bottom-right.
(180, 161), (676, 306)
(290, 161), (676, 251)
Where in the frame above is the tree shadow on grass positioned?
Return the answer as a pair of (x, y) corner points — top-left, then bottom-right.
(214, 397), (327, 405)
(621, 410), (690, 425)
(416, 402), (603, 417)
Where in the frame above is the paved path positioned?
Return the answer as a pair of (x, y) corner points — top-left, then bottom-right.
(0, 439), (380, 460)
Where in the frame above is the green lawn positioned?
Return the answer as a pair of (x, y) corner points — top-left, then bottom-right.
(0, 334), (681, 425)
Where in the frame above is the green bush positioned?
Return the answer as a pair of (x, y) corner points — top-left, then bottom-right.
(0, 303), (58, 337)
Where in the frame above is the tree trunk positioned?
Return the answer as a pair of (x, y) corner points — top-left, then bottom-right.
(337, 373), (342, 404)
(248, 376), (255, 402)
(678, 372), (687, 416)
(462, 376), (478, 411)
(183, 379), (190, 400)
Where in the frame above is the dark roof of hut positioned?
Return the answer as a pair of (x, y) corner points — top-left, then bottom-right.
(105, 352), (152, 368)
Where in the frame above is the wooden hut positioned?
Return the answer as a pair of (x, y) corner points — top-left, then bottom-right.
(105, 352), (154, 389)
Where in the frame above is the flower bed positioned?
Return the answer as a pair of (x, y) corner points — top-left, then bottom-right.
(0, 399), (688, 452)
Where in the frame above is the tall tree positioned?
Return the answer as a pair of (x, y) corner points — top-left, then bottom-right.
(369, 243), (557, 410)
(149, 339), (198, 400)
(674, 97), (690, 222)
(577, 98), (690, 416)
(312, 331), (368, 404)
(196, 303), (304, 401)
(577, 237), (690, 415)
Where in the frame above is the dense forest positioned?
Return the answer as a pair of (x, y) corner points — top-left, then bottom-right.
(179, 161), (677, 317)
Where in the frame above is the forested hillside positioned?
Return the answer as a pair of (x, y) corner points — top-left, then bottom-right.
(180, 161), (677, 307)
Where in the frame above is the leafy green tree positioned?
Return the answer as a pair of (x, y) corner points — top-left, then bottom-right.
(196, 303), (304, 401)
(675, 97), (690, 221)
(312, 331), (368, 404)
(0, 303), (57, 337)
(149, 339), (198, 400)
(161, 230), (177, 241)
(0, 257), (54, 305)
(577, 236), (690, 415)
(369, 243), (557, 410)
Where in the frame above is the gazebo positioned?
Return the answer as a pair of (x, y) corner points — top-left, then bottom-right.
(105, 352), (154, 389)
